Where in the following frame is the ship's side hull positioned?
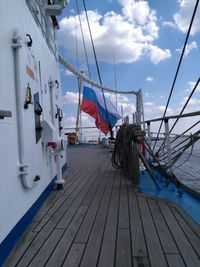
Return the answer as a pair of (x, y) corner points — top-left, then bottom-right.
(0, 1), (67, 263)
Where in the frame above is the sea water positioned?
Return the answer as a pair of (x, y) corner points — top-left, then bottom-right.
(155, 139), (200, 193)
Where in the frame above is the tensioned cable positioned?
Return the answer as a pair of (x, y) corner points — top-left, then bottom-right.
(160, 136), (193, 161)
(170, 78), (200, 132)
(152, 0), (199, 153)
(75, 0), (91, 79)
(82, 0), (113, 137)
(113, 49), (118, 112)
(74, 16), (79, 71)
(82, 0), (102, 84)
(171, 130), (200, 164)
(157, 120), (200, 159)
(157, 78), (200, 154)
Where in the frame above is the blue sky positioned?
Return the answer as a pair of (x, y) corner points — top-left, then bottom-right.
(57, 0), (200, 137)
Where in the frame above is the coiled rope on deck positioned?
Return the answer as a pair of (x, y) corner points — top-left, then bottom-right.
(111, 124), (141, 178)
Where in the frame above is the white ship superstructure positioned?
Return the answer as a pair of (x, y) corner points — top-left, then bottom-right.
(0, 1), (68, 263)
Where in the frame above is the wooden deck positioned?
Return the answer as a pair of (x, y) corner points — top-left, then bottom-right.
(4, 145), (200, 267)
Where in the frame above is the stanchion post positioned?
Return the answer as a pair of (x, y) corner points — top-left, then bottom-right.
(164, 119), (172, 173)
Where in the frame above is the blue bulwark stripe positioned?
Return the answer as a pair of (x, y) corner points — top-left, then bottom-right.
(0, 163), (67, 267)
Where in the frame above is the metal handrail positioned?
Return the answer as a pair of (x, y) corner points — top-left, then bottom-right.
(145, 111), (200, 123)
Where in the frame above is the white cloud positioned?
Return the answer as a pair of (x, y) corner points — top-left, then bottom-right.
(64, 116), (76, 127)
(176, 41), (198, 57)
(63, 91), (80, 104)
(185, 81), (200, 93)
(174, 0), (200, 35)
(180, 96), (200, 106)
(120, 0), (157, 25)
(144, 101), (154, 106)
(59, 1), (171, 64)
(144, 102), (174, 118)
(162, 1), (200, 35)
(162, 21), (176, 29)
(158, 106), (173, 115)
(147, 45), (171, 64)
(146, 76), (154, 82)
(64, 114), (94, 128)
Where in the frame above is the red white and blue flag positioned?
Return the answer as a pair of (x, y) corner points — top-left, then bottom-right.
(81, 86), (121, 135)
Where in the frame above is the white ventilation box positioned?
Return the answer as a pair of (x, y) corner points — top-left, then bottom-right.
(41, 120), (57, 143)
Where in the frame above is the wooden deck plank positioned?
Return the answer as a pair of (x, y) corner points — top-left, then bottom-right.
(28, 229), (64, 267)
(133, 257), (150, 267)
(33, 157), (99, 231)
(174, 205), (200, 238)
(4, 146), (200, 267)
(79, 173), (115, 267)
(14, 198), (74, 267)
(33, 169), (90, 232)
(3, 226), (37, 267)
(45, 206), (88, 267)
(171, 207), (200, 257)
(166, 254), (186, 267)
(138, 196), (168, 267)
(129, 194), (147, 257)
(75, 174), (107, 243)
(56, 171), (100, 229)
(116, 229), (132, 267)
(62, 243), (85, 267)
(118, 176), (130, 229)
(98, 172), (121, 267)
(148, 199), (178, 254)
(159, 202), (200, 266)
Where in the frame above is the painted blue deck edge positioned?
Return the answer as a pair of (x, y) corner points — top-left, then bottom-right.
(0, 162), (67, 267)
(68, 143), (99, 147)
(140, 169), (200, 225)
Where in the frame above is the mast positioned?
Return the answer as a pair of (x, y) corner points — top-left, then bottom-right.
(75, 77), (82, 143)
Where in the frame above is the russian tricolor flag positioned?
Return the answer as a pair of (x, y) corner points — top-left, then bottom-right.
(81, 86), (121, 135)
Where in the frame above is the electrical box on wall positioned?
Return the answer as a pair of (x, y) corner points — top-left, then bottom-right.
(41, 120), (57, 143)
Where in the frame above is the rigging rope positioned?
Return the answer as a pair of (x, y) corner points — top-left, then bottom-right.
(82, 0), (114, 138)
(75, 0), (92, 79)
(171, 130), (200, 165)
(152, 0), (199, 153)
(59, 54), (139, 94)
(157, 78), (200, 154)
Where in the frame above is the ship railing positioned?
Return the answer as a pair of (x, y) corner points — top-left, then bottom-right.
(64, 126), (102, 145)
(145, 110), (200, 174)
(26, 0), (57, 58)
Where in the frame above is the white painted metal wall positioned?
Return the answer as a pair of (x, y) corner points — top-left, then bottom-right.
(0, 0), (66, 243)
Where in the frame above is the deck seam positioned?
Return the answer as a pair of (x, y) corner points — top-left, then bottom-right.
(156, 201), (186, 266)
(58, 162), (109, 266)
(170, 206), (200, 260)
(79, 159), (116, 266)
(113, 172), (121, 267)
(157, 201), (200, 267)
(73, 155), (112, 265)
(124, 176), (134, 267)
(33, 157), (98, 227)
(136, 194), (150, 263)
(14, 157), (102, 266)
(42, 155), (107, 266)
(96, 171), (117, 266)
(146, 199), (169, 266)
